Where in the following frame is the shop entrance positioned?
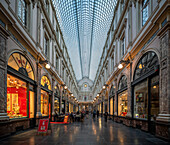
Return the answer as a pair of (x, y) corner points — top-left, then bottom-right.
(132, 51), (159, 135)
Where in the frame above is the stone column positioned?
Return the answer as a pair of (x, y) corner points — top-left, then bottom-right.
(59, 88), (63, 114)
(0, 26), (9, 121)
(156, 22), (170, 140)
(126, 64), (132, 118)
(36, 63), (42, 117)
(114, 78), (117, 116)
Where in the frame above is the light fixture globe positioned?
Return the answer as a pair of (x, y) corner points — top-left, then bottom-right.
(45, 63), (50, 69)
(64, 86), (68, 89)
(118, 63), (123, 69)
(103, 86), (106, 89)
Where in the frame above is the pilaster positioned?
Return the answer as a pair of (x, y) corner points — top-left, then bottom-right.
(36, 63), (42, 117)
(0, 26), (9, 121)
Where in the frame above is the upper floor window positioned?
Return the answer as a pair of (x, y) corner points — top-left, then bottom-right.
(44, 37), (49, 57)
(45, 0), (49, 13)
(121, 0), (125, 11)
(18, 0), (27, 27)
(121, 37), (125, 57)
(55, 55), (59, 71)
(142, 0), (149, 26)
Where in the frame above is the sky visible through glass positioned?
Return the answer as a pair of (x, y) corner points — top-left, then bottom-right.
(52, 0), (117, 80)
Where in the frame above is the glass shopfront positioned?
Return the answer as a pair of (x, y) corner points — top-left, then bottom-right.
(7, 74), (27, 118)
(109, 98), (113, 115)
(118, 90), (128, 116)
(40, 75), (51, 117)
(132, 51), (159, 133)
(54, 96), (60, 114)
(99, 104), (101, 113)
(134, 80), (148, 119)
(7, 53), (35, 119)
(118, 75), (128, 117)
(41, 90), (49, 116)
(62, 100), (65, 114)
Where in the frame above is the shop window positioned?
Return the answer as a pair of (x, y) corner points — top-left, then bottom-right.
(18, 0), (27, 27)
(7, 74), (27, 118)
(29, 91), (34, 118)
(118, 90), (128, 116)
(134, 51), (159, 80)
(134, 80), (148, 119)
(54, 97), (60, 114)
(142, 0), (149, 26)
(118, 75), (127, 90)
(151, 75), (159, 121)
(41, 76), (51, 90)
(41, 90), (49, 116)
(8, 53), (34, 80)
(110, 98), (113, 115)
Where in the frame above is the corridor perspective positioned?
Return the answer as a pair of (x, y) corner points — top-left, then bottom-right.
(0, 116), (169, 145)
(0, 0), (170, 144)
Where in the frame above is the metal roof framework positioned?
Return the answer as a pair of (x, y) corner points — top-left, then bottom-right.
(52, 0), (117, 80)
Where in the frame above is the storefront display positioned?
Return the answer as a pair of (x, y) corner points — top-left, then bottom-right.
(29, 91), (34, 118)
(133, 51), (159, 122)
(109, 98), (113, 115)
(54, 97), (60, 114)
(118, 90), (128, 116)
(41, 90), (49, 116)
(118, 75), (128, 117)
(7, 75), (27, 118)
(134, 80), (148, 119)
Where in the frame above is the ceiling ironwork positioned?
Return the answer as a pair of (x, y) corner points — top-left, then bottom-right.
(52, 0), (117, 80)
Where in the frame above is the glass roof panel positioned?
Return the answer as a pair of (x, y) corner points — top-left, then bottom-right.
(52, 0), (117, 80)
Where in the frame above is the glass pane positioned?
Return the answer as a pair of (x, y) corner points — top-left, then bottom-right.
(151, 75), (159, 121)
(110, 98), (113, 115)
(134, 80), (148, 119)
(7, 74), (27, 118)
(41, 76), (51, 90)
(8, 53), (34, 80)
(41, 89), (49, 116)
(118, 90), (128, 116)
(54, 97), (60, 114)
(29, 91), (34, 118)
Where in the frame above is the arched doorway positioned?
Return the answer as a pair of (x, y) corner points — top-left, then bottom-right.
(117, 75), (128, 117)
(7, 52), (36, 127)
(109, 85), (115, 119)
(41, 75), (52, 119)
(132, 51), (159, 134)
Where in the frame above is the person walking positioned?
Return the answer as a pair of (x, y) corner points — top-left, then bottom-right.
(104, 111), (108, 122)
(97, 110), (99, 119)
(93, 109), (96, 119)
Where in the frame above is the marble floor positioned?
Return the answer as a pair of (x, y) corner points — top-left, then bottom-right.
(0, 116), (169, 145)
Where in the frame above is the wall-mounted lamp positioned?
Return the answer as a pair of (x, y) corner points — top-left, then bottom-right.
(39, 60), (50, 69)
(64, 86), (68, 90)
(97, 94), (99, 97)
(118, 60), (130, 69)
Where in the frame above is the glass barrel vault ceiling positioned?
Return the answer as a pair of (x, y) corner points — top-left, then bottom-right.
(52, 0), (117, 80)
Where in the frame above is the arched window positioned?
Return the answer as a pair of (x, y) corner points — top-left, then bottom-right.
(8, 52), (34, 80)
(118, 75), (127, 90)
(134, 51), (159, 80)
(41, 76), (51, 90)
(109, 86), (115, 97)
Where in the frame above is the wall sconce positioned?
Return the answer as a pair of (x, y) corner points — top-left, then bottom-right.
(39, 60), (50, 69)
(118, 60), (130, 69)
(64, 86), (68, 90)
(97, 94), (99, 97)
